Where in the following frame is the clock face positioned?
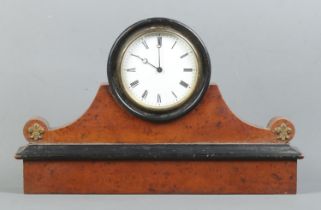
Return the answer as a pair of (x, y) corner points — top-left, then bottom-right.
(108, 18), (211, 122)
(120, 30), (200, 111)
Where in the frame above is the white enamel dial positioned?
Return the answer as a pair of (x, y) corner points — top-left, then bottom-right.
(120, 29), (200, 111)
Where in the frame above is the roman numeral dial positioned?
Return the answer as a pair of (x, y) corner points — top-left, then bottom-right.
(107, 18), (211, 122)
(142, 90), (148, 99)
(179, 80), (189, 88)
(157, 94), (161, 104)
(142, 39), (149, 49)
(120, 30), (199, 111)
(157, 35), (162, 47)
(130, 80), (139, 88)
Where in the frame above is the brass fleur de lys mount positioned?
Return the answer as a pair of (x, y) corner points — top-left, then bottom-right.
(28, 123), (45, 141)
(274, 123), (292, 141)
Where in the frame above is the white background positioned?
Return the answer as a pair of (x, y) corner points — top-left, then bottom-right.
(1, 0), (321, 209)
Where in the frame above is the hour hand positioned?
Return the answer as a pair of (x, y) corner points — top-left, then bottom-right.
(130, 53), (144, 61)
(130, 53), (158, 70)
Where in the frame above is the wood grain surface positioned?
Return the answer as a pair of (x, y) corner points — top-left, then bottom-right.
(23, 84), (295, 144)
(23, 160), (297, 194)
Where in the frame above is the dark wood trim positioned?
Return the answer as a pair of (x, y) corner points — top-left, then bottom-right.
(16, 144), (302, 161)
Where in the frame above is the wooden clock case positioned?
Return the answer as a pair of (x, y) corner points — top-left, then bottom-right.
(16, 84), (302, 194)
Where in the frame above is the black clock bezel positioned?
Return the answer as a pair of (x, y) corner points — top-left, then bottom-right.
(107, 17), (211, 122)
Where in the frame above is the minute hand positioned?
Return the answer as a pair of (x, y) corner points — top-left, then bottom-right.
(131, 54), (158, 70)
